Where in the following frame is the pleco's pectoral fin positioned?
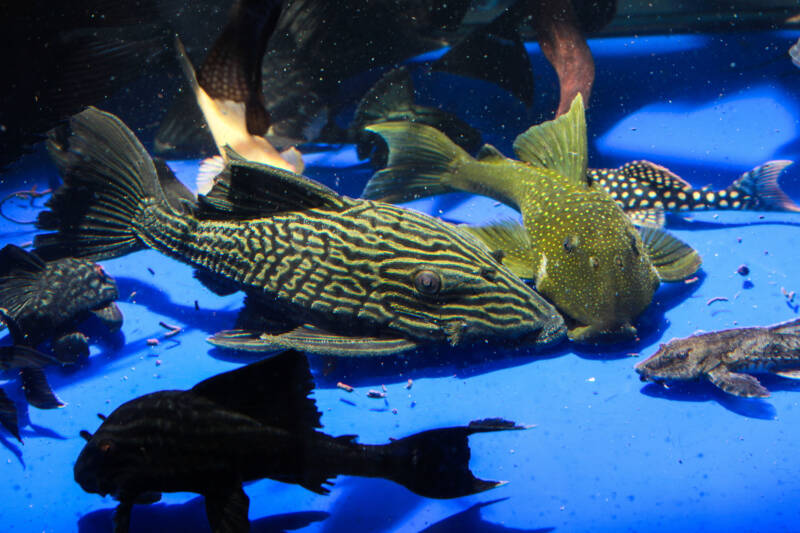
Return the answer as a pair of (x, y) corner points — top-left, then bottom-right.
(91, 302), (124, 332)
(639, 226), (702, 281)
(707, 367), (770, 398)
(20, 367), (65, 409)
(512, 94), (587, 185)
(458, 220), (536, 279)
(204, 485), (250, 533)
(0, 388), (21, 443)
(774, 369), (800, 379)
(112, 500), (133, 533)
(567, 322), (637, 343)
(626, 207), (666, 228)
(208, 325), (418, 356)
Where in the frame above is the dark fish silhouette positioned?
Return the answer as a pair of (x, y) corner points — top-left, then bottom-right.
(635, 319), (800, 398)
(0, 244), (121, 361)
(75, 349), (526, 533)
(35, 107), (564, 356)
(590, 160), (799, 227)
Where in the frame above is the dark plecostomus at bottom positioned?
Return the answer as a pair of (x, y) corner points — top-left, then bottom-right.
(635, 318), (800, 398)
(74, 350), (527, 533)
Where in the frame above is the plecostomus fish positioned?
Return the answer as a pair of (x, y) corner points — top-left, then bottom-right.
(362, 95), (701, 342)
(590, 159), (799, 227)
(35, 107), (565, 356)
(635, 319), (800, 398)
(75, 349), (527, 532)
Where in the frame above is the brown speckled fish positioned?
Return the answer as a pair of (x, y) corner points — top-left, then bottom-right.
(363, 95), (701, 342)
(590, 160), (799, 227)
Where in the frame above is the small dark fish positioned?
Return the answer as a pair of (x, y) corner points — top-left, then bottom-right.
(635, 319), (800, 398)
(0, 244), (121, 361)
(363, 95), (701, 342)
(75, 350), (526, 532)
(36, 107), (564, 356)
(351, 66), (482, 164)
(589, 160), (799, 227)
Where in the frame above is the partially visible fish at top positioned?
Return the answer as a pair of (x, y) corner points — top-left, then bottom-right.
(172, 0), (304, 194)
(590, 160), (799, 228)
(35, 107), (565, 357)
(363, 95), (701, 342)
(790, 37), (800, 68)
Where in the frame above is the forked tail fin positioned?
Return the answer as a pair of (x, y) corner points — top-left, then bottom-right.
(377, 418), (528, 499)
(35, 107), (170, 261)
(725, 160), (799, 212)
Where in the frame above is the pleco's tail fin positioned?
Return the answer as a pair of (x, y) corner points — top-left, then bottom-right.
(362, 121), (470, 203)
(35, 107), (169, 261)
(378, 418), (527, 499)
(725, 160), (799, 212)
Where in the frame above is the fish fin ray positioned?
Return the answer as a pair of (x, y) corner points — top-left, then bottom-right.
(208, 326), (418, 356)
(0, 388), (21, 443)
(726, 160), (799, 212)
(21, 367), (65, 409)
(707, 367), (769, 398)
(625, 207), (666, 228)
(204, 485), (250, 533)
(638, 226), (702, 281)
(191, 349), (322, 430)
(198, 156), (342, 219)
(362, 121), (466, 202)
(512, 94), (587, 184)
(458, 221), (536, 279)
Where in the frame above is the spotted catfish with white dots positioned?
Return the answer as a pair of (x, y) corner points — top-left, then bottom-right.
(363, 95), (702, 342)
(590, 160), (799, 227)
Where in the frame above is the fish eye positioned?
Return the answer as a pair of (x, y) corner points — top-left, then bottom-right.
(413, 270), (441, 295)
(98, 439), (114, 453)
(490, 249), (505, 264)
(563, 235), (580, 253)
(480, 267), (497, 280)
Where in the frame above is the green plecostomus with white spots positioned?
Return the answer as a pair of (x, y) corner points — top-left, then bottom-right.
(34, 107), (566, 356)
(363, 95), (702, 342)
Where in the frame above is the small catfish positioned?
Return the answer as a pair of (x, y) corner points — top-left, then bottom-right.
(0, 244), (122, 361)
(75, 349), (526, 533)
(590, 160), (799, 227)
(362, 95), (701, 342)
(635, 319), (800, 398)
(35, 107), (565, 356)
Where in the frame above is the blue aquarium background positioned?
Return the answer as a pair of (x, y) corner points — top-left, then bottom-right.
(2, 28), (800, 533)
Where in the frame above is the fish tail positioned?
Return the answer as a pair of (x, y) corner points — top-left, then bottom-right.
(361, 121), (471, 202)
(372, 418), (527, 499)
(724, 160), (799, 212)
(35, 107), (170, 261)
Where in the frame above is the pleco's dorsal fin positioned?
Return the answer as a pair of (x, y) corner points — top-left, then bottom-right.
(191, 349), (322, 431)
(768, 318), (800, 335)
(199, 154), (344, 219)
(458, 220), (536, 279)
(639, 226), (702, 281)
(353, 66), (414, 126)
(618, 161), (693, 191)
(512, 94), (587, 185)
(0, 244), (46, 276)
(475, 143), (506, 162)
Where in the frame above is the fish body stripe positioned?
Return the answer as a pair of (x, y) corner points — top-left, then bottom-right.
(135, 197), (542, 342)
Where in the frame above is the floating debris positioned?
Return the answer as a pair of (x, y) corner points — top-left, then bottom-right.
(736, 265), (749, 276)
(405, 378), (413, 390)
(742, 280), (754, 290)
(684, 276), (699, 285)
(146, 338), (159, 347)
(336, 382), (354, 393)
(367, 390), (386, 399)
(158, 321), (182, 338)
(706, 296), (729, 306)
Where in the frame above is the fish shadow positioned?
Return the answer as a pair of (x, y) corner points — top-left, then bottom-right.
(420, 498), (554, 533)
(639, 381), (778, 420)
(77, 496), (329, 533)
(209, 340), (572, 389)
(114, 277), (240, 335)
